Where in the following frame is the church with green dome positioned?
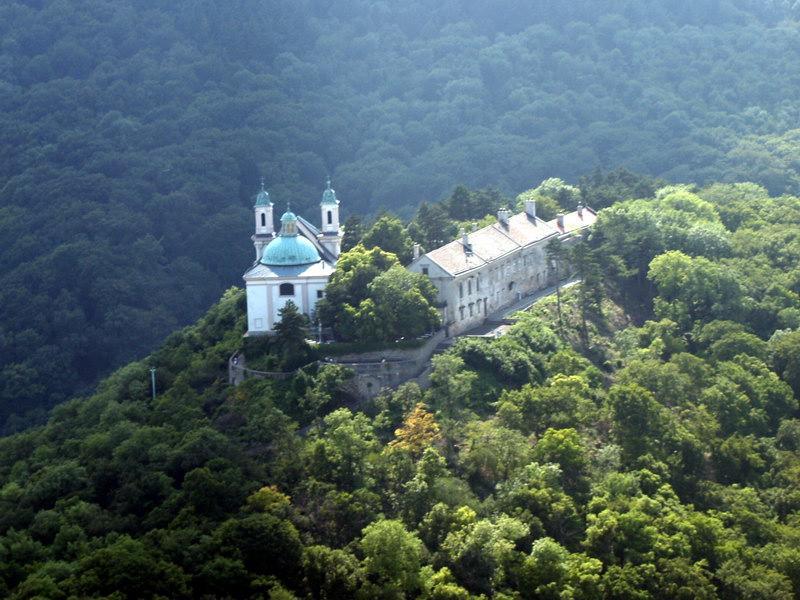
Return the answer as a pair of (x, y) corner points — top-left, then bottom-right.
(243, 179), (342, 335)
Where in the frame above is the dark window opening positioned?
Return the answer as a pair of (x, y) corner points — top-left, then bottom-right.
(422, 267), (429, 276)
(260, 213), (266, 227)
(279, 283), (295, 296)
(316, 290), (324, 299)
(327, 211), (332, 225)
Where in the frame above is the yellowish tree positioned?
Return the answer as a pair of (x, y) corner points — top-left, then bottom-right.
(389, 403), (442, 456)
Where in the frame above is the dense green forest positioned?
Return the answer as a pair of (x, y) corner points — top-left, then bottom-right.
(4, 0), (800, 427)
(0, 182), (798, 598)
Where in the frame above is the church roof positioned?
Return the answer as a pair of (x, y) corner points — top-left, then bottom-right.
(296, 215), (338, 264)
(321, 178), (338, 205)
(416, 207), (595, 277)
(244, 258), (333, 280)
(260, 234), (320, 266)
(254, 180), (272, 207)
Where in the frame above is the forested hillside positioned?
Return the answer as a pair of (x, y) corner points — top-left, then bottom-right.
(0, 183), (798, 598)
(3, 0), (800, 425)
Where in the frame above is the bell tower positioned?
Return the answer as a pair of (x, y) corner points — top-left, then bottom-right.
(319, 177), (341, 258)
(252, 178), (274, 261)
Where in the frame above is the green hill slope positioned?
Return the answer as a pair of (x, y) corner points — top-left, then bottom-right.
(0, 182), (798, 598)
(4, 0), (800, 428)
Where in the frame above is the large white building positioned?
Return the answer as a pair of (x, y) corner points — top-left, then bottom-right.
(243, 180), (342, 335)
(408, 202), (596, 336)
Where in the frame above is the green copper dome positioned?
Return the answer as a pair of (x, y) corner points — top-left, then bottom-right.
(260, 235), (320, 266)
(254, 180), (272, 207)
(260, 208), (320, 266)
(321, 177), (338, 205)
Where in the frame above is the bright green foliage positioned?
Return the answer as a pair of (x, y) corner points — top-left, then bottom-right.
(458, 421), (533, 494)
(303, 545), (364, 599)
(307, 409), (379, 491)
(648, 251), (744, 330)
(360, 519), (425, 596)
(426, 354), (478, 417)
(518, 537), (602, 600)
(770, 330), (800, 397)
(496, 375), (596, 435)
(361, 214), (415, 264)
(350, 266), (441, 341)
(0, 182), (799, 598)
(317, 245), (439, 342)
(493, 462), (581, 543)
(437, 515), (528, 596)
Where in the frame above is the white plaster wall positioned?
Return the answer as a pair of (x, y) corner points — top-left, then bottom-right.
(255, 206), (274, 236)
(321, 204), (339, 233)
(246, 282), (269, 332)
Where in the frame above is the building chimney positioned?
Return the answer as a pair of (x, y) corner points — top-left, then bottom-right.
(461, 228), (471, 253)
(413, 243), (421, 260)
(497, 208), (511, 227)
(577, 204), (584, 218)
(556, 213), (565, 229)
(525, 199), (537, 220)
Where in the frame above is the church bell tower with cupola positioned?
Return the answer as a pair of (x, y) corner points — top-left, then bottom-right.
(252, 178), (274, 261)
(319, 177), (342, 258)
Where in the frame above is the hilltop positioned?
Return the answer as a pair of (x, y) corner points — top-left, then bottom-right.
(0, 181), (798, 598)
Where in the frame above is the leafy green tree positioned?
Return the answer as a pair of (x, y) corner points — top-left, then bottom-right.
(532, 428), (590, 497)
(360, 519), (424, 596)
(316, 245), (399, 339)
(518, 537), (602, 600)
(770, 330), (800, 396)
(408, 202), (458, 250)
(607, 383), (671, 463)
(352, 266), (441, 341)
(362, 214), (414, 264)
(303, 545), (364, 599)
(274, 300), (311, 369)
(458, 420), (533, 494)
(307, 409), (379, 491)
(648, 251), (744, 330)
(570, 236), (604, 341)
(437, 515), (528, 595)
(67, 536), (190, 599)
(426, 354), (477, 418)
(342, 215), (365, 253)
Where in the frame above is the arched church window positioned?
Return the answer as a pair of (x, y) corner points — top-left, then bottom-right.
(327, 211), (332, 225)
(260, 213), (266, 227)
(279, 283), (295, 296)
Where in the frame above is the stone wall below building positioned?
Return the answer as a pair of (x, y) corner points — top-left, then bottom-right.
(325, 329), (447, 399)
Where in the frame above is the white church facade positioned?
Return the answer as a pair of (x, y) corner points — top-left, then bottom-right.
(407, 201), (597, 336)
(243, 180), (342, 335)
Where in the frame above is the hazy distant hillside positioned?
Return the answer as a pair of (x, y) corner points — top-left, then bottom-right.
(2, 0), (800, 426)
